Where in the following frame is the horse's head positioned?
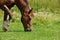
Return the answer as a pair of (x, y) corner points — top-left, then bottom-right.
(21, 8), (34, 32)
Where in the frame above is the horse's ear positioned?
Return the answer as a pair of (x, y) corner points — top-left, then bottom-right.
(28, 8), (33, 14)
(28, 8), (34, 17)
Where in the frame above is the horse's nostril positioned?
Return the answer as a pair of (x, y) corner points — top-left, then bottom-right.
(24, 28), (32, 32)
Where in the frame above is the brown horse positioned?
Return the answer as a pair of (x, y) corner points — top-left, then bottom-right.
(0, 0), (34, 32)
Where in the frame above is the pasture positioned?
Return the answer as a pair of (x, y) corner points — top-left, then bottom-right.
(0, 0), (60, 40)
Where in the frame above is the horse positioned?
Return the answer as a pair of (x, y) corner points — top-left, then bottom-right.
(0, 0), (34, 32)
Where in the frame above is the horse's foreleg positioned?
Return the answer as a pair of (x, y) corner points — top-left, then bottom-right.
(2, 12), (12, 32)
(2, 5), (13, 32)
(2, 12), (9, 32)
(2, 3), (15, 32)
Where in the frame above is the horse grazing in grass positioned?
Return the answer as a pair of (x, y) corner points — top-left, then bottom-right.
(0, 0), (34, 32)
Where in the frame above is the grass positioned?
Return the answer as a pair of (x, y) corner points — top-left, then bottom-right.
(0, 0), (60, 40)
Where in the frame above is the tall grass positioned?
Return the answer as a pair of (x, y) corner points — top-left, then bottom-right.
(28, 0), (60, 12)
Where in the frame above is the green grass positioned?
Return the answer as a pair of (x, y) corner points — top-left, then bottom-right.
(0, 0), (60, 40)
